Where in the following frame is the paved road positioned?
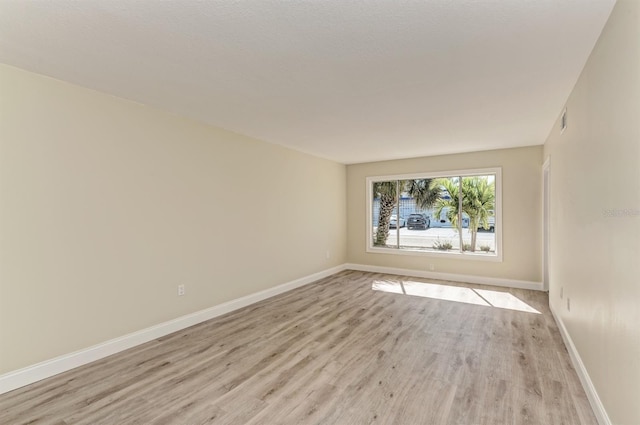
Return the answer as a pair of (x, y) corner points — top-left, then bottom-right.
(380, 227), (496, 251)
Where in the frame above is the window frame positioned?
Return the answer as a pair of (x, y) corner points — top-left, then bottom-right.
(366, 167), (503, 262)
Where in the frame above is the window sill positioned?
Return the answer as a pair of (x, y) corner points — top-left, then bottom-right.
(366, 245), (503, 262)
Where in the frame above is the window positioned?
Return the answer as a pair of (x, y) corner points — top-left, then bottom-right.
(366, 168), (502, 261)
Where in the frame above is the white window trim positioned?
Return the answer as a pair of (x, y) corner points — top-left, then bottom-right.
(366, 167), (503, 262)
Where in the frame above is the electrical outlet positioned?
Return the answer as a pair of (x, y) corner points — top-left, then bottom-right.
(177, 284), (185, 296)
(567, 297), (570, 312)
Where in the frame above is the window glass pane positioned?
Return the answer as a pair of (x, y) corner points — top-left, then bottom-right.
(400, 178), (443, 251)
(460, 175), (496, 254)
(427, 176), (461, 252)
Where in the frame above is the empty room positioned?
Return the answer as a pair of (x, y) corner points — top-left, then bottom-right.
(0, 1), (638, 424)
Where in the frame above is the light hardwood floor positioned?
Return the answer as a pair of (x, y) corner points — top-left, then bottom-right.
(0, 270), (596, 424)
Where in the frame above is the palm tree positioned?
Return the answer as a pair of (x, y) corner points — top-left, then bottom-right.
(405, 178), (442, 210)
(433, 177), (463, 228)
(373, 179), (441, 246)
(465, 177), (495, 242)
(433, 176), (495, 252)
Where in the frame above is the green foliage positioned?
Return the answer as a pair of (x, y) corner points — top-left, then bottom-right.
(404, 179), (442, 210)
(462, 243), (472, 251)
(480, 244), (491, 252)
(433, 238), (453, 251)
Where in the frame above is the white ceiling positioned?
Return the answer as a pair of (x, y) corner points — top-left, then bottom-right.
(0, 0), (615, 164)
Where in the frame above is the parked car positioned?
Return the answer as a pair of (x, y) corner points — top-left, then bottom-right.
(407, 213), (430, 230)
(477, 214), (495, 232)
(389, 215), (406, 228)
(431, 207), (469, 228)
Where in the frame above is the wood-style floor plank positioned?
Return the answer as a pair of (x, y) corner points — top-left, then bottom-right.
(0, 270), (597, 424)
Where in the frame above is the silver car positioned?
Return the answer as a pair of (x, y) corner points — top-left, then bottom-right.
(389, 215), (406, 228)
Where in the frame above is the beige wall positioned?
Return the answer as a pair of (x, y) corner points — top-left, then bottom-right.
(543, 1), (640, 423)
(0, 64), (347, 374)
(346, 146), (543, 283)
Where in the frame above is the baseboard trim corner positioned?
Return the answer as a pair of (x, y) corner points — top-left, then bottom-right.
(344, 263), (543, 291)
(549, 303), (611, 425)
(0, 264), (347, 395)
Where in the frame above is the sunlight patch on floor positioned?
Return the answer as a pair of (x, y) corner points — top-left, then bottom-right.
(372, 280), (541, 314)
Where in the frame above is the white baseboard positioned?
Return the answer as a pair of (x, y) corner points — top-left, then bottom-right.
(549, 303), (610, 425)
(345, 263), (543, 291)
(0, 264), (347, 395)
